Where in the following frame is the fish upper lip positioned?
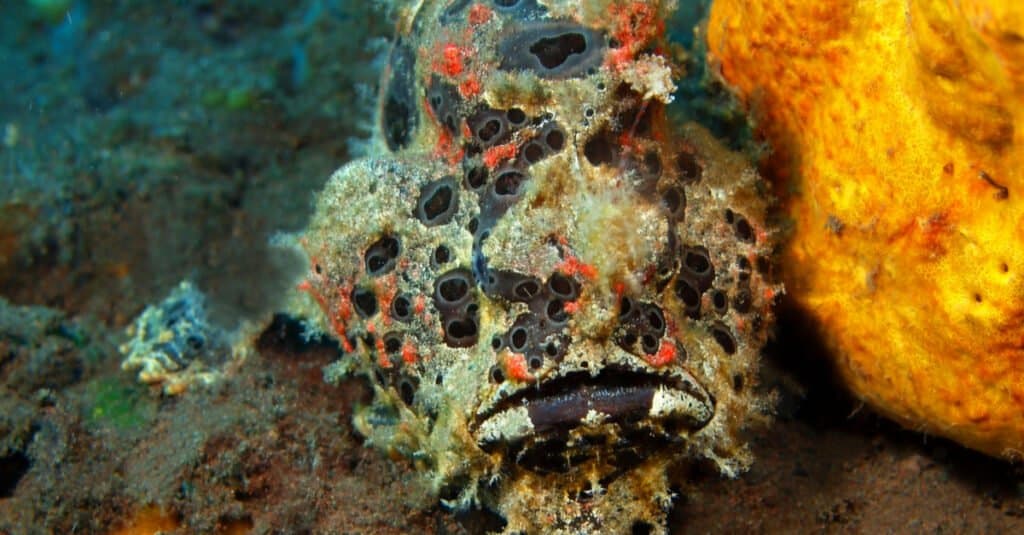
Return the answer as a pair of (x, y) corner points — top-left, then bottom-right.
(472, 366), (714, 445)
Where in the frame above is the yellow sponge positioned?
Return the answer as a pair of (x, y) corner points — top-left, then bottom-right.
(707, 0), (1024, 458)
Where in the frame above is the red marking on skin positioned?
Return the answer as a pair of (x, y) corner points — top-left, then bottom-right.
(504, 352), (533, 382)
(557, 256), (598, 280)
(461, 121), (473, 140)
(376, 279), (398, 326)
(401, 342), (418, 365)
(335, 286), (353, 323)
(369, 323), (390, 368)
(613, 281), (626, 300)
(299, 279), (354, 353)
(607, 2), (663, 68)
(414, 295), (426, 315)
(422, 95), (437, 122)
(458, 74), (481, 98)
(438, 43), (464, 77)
(763, 287), (776, 302)
(468, 4), (492, 25)
(448, 146), (466, 166)
(646, 340), (676, 367)
(617, 132), (636, 151)
(483, 143), (517, 169)
(434, 129), (454, 156)
(377, 349), (392, 369)
(563, 300), (580, 314)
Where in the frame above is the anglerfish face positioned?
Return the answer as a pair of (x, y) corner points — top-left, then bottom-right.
(297, 1), (779, 532)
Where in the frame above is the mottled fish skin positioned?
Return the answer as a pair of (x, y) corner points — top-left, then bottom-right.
(297, 1), (780, 532)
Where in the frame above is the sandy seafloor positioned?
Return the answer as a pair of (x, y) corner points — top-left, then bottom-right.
(1, 1), (1023, 533)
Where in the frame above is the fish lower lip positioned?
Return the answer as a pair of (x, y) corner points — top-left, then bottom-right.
(473, 368), (714, 449)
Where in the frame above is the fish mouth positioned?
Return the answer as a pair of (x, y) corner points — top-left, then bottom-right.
(473, 367), (715, 473)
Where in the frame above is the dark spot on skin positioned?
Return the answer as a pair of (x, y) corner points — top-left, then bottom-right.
(365, 235), (401, 276)
(547, 272), (578, 299)
(416, 176), (459, 226)
(510, 326), (529, 351)
(507, 108), (527, 125)
(434, 269), (474, 311)
(465, 165), (488, 190)
(399, 378), (416, 405)
(383, 333), (402, 354)
(439, 278), (468, 303)
(711, 322), (736, 354)
(529, 32), (587, 69)
(619, 296), (634, 319)
(546, 299), (567, 323)
(674, 276), (701, 318)
(681, 245), (715, 291)
(641, 334), (659, 354)
(490, 365), (505, 383)
(646, 308), (664, 331)
(643, 151), (661, 177)
(495, 170), (526, 196)
(545, 129), (565, 151)
(677, 151), (702, 182)
(732, 289), (751, 314)
(478, 118), (503, 143)
(734, 216), (754, 243)
(711, 290), (728, 313)
(662, 187), (685, 219)
(684, 248), (710, 274)
(352, 288), (378, 318)
(584, 131), (617, 166)
(433, 244), (451, 266)
(391, 294), (412, 322)
(524, 142), (545, 163)
(444, 317), (479, 347)
(515, 279), (541, 300)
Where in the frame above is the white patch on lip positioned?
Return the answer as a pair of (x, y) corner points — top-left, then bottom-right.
(475, 406), (534, 444)
(581, 409), (609, 426)
(650, 385), (713, 425)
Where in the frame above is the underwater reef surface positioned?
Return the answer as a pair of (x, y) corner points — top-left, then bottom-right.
(709, 0), (1024, 459)
(0, 0), (1022, 533)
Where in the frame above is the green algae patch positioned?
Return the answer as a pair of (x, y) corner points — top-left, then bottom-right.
(84, 377), (155, 431)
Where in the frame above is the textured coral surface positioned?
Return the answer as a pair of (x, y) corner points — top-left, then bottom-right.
(708, 0), (1024, 458)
